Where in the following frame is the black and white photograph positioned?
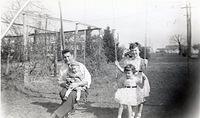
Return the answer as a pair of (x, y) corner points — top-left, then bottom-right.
(1, 0), (200, 118)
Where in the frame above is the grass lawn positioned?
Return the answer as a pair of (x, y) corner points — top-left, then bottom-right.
(1, 53), (199, 118)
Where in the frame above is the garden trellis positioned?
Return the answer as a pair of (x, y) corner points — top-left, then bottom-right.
(1, 0), (106, 86)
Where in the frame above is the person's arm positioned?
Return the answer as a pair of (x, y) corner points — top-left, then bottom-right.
(57, 66), (69, 88)
(139, 72), (148, 85)
(135, 72), (147, 83)
(115, 61), (124, 72)
(58, 69), (65, 84)
(134, 73), (144, 88)
(142, 72), (148, 82)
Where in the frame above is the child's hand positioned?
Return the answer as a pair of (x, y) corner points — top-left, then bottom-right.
(115, 61), (120, 66)
(65, 77), (71, 81)
(69, 83), (79, 89)
(113, 82), (118, 89)
(137, 82), (144, 88)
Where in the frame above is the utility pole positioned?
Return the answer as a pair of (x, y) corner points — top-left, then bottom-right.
(186, 2), (192, 58)
(182, 2), (192, 57)
(182, 2), (192, 79)
(58, 0), (65, 50)
(186, 2), (192, 79)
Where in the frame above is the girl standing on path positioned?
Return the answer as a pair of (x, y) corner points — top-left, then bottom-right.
(115, 64), (146, 118)
(115, 42), (150, 118)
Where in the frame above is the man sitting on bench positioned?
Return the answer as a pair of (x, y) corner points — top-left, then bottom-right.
(51, 49), (91, 118)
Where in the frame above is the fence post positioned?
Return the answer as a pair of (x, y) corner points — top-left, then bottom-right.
(84, 30), (86, 65)
(23, 13), (29, 85)
(74, 23), (78, 59)
(97, 29), (102, 70)
(5, 39), (11, 75)
(44, 16), (48, 56)
(53, 33), (58, 77)
(58, 0), (65, 50)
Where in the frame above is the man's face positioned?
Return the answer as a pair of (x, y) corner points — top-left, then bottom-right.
(63, 52), (73, 64)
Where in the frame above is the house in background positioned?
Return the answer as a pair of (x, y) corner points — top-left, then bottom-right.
(191, 48), (199, 54)
(156, 45), (179, 54)
(156, 44), (199, 57)
(155, 48), (167, 53)
(165, 45), (179, 54)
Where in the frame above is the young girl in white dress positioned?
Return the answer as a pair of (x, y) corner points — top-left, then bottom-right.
(115, 64), (146, 118)
(115, 42), (150, 118)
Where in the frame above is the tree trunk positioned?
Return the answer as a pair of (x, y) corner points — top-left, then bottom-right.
(178, 42), (182, 55)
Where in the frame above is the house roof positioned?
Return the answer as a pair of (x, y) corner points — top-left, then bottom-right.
(156, 48), (166, 51)
(165, 45), (179, 50)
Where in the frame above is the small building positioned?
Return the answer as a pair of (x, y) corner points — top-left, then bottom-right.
(165, 45), (179, 54)
(191, 48), (199, 54)
(156, 48), (166, 53)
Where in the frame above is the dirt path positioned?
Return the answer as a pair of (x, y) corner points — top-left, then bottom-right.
(1, 88), (58, 118)
(1, 88), (165, 118)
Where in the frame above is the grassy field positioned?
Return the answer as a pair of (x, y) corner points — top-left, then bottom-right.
(1, 53), (200, 118)
(85, 54), (200, 118)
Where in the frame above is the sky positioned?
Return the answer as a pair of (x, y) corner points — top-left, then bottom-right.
(1, 0), (200, 50)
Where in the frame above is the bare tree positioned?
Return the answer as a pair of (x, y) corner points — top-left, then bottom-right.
(1, 0), (49, 35)
(170, 34), (185, 55)
(1, 0), (52, 77)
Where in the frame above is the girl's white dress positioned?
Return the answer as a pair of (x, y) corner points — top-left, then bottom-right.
(115, 76), (142, 106)
(124, 57), (150, 99)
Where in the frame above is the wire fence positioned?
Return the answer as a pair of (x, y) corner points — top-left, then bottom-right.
(1, 11), (104, 84)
